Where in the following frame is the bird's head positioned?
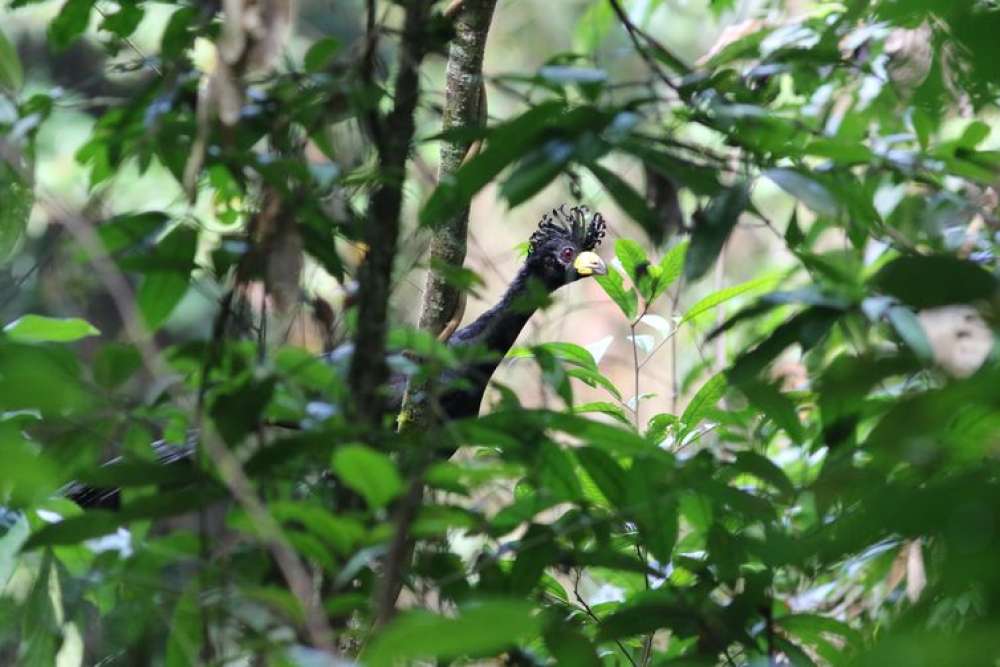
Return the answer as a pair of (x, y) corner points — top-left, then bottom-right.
(526, 205), (608, 289)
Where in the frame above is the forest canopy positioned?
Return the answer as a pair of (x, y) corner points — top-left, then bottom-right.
(1, 0), (1000, 665)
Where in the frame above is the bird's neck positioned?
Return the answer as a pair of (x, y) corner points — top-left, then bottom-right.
(451, 263), (548, 357)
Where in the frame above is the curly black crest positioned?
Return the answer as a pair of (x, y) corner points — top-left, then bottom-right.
(528, 205), (607, 256)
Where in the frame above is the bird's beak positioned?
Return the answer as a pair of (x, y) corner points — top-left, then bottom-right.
(573, 251), (607, 277)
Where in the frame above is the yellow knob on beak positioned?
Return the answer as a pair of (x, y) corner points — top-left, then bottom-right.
(573, 251), (608, 277)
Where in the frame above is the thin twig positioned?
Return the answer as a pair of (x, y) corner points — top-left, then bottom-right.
(573, 571), (639, 667)
(606, 0), (684, 93)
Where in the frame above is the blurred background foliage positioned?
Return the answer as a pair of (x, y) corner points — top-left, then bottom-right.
(1, 0), (1000, 665)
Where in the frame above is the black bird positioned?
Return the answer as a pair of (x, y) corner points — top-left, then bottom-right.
(432, 204), (607, 419)
(67, 205), (608, 507)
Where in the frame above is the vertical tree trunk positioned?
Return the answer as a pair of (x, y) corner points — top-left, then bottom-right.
(374, 0), (499, 626)
(398, 0), (498, 429)
(349, 0), (435, 427)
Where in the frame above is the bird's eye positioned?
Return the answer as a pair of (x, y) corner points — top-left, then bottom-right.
(559, 246), (575, 262)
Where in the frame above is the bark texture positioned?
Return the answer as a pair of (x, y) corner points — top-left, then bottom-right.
(398, 0), (497, 430)
(416, 0), (497, 337)
(348, 0), (435, 427)
(376, 0), (498, 626)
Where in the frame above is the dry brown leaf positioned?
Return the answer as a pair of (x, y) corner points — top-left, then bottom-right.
(885, 543), (908, 596)
(885, 23), (933, 93)
(905, 540), (926, 602)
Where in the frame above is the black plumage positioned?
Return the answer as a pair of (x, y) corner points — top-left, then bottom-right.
(67, 205), (608, 507)
(433, 205), (607, 419)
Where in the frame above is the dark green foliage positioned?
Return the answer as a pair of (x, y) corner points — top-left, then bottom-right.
(2, 0), (1000, 665)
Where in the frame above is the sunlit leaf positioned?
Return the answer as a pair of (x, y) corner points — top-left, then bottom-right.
(4, 315), (99, 343)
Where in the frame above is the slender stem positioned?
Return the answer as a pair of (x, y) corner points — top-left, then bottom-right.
(573, 571), (639, 667)
(670, 287), (681, 415)
(606, 0), (686, 91)
(630, 321), (641, 430)
(635, 542), (653, 666)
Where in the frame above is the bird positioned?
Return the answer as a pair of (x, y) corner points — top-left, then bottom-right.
(65, 204), (608, 508)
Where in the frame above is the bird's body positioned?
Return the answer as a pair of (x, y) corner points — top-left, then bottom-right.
(67, 206), (607, 507)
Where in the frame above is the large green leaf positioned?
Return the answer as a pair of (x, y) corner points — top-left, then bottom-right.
(420, 102), (567, 226)
(4, 315), (99, 343)
(588, 161), (663, 244)
(872, 255), (997, 309)
(364, 599), (542, 667)
(681, 272), (783, 325)
(48, 0), (96, 50)
(330, 444), (403, 509)
(136, 225), (197, 331)
(596, 267), (639, 320)
(766, 168), (840, 218)
(685, 182), (750, 281)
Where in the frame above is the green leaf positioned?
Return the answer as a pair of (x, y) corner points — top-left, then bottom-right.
(136, 226), (197, 330)
(165, 581), (203, 667)
(568, 367), (623, 400)
(574, 0), (615, 52)
(646, 412), (677, 444)
(615, 238), (648, 287)
(732, 451), (796, 500)
(872, 255), (997, 309)
(0, 510), (28, 588)
(99, 3), (143, 37)
(729, 307), (843, 384)
(0, 160), (33, 264)
(501, 140), (576, 207)
(588, 160), (663, 245)
(596, 267), (638, 320)
(4, 315), (99, 343)
(573, 401), (631, 426)
(364, 599), (541, 667)
(618, 139), (722, 196)
(575, 446), (629, 508)
(510, 524), (559, 594)
(626, 460), (678, 562)
(331, 444), (403, 509)
(0, 29), (23, 91)
(681, 273), (783, 325)
(597, 590), (696, 641)
(785, 206), (804, 249)
(545, 626), (601, 667)
(510, 342), (597, 371)
(650, 238), (688, 301)
(94, 211), (171, 257)
(420, 101), (567, 226)
(24, 487), (226, 549)
(48, 0), (96, 50)
(886, 305), (934, 362)
(93, 342), (142, 388)
(765, 168), (840, 218)
(269, 502), (365, 556)
(304, 37), (341, 72)
(538, 441), (583, 501)
(736, 378), (804, 442)
(685, 182), (750, 281)
(680, 372), (727, 431)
